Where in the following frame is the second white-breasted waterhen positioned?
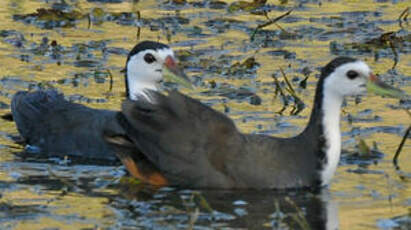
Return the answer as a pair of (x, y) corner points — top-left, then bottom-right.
(10, 41), (190, 168)
(106, 57), (405, 189)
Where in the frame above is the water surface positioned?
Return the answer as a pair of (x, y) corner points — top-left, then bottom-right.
(0, 0), (410, 229)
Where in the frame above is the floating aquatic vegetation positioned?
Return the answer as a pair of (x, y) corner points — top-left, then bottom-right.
(0, 76), (37, 91)
(164, 0), (187, 5)
(377, 214), (411, 230)
(0, 101), (9, 109)
(13, 8), (84, 29)
(330, 29), (410, 69)
(184, 26), (210, 38)
(104, 11), (138, 26)
(398, 7), (409, 28)
(107, 189), (236, 229)
(88, 7), (106, 27)
(0, 30), (26, 48)
(56, 70), (111, 88)
(284, 197), (311, 230)
(103, 46), (129, 56)
(87, 0), (124, 3)
(73, 40), (109, 52)
(387, 98), (411, 110)
(0, 201), (48, 219)
(298, 67), (311, 89)
(265, 196), (319, 230)
(345, 110), (382, 123)
(208, 0), (228, 10)
(345, 126), (405, 138)
(266, 49), (296, 59)
(250, 8), (293, 41)
(73, 59), (101, 68)
(201, 83), (262, 105)
(346, 166), (385, 175)
(29, 38), (64, 61)
(228, 0), (267, 13)
(0, 30), (24, 38)
(11, 4), (193, 36)
(308, 15), (345, 26)
(205, 18), (247, 33)
(66, 94), (108, 104)
(12, 5), (182, 31)
(226, 57), (260, 77)
(271, 68), (306, 116)
(357, 139), (372, 156)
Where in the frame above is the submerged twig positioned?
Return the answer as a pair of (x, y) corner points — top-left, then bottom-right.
(250, 8), (293, 41)
(47, 166), (84, 194)
(367, 32), (400, 70)
(87, 13), (92, 29)
(187, 208), (200, 230)
(3, 144), (22, 150)
(192, 192), (213, 213)
(388, 37), (399, 70)
(279, 67), (296, 96)
(398, 7), (409, 28)
(107, 69), (114, 92)
(279, 68), (305, 115)
(261, 10), (289, 35)
(136, 11), (141, 41)
(285, 197), (312, 230)
(1, 113), (13, 121)
(271, 73), (288, 114)
(272, 74), (286, 100)
(393, 124), (410, 170)
(102, 69), (115, 98)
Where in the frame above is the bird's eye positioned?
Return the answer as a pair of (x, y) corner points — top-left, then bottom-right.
(144, 53), (156, 64)
(346, 70), (359, 80)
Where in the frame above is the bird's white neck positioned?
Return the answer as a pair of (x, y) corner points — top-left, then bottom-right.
(320, 88), (343, 186)
(127, 80), (159, 101)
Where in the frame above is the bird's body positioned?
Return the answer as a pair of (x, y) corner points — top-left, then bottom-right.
(107, 57), (401, 189)
(11, 90), (121, 160)
(115, 91), (321, 189)
(10, 41), (189, 167)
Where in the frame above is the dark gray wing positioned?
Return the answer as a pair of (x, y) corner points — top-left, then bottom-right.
(118, 90), (246, 188)
(11, 90), (122, 161)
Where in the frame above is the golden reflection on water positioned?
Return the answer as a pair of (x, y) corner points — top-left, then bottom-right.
(0, 0), (409, 229)
(4, 190), (105, 230)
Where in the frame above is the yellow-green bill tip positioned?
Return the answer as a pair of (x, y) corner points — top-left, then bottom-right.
(162, 56), (193, 89)
(367, 74), (407, 99)
(163, 66), (193, 89)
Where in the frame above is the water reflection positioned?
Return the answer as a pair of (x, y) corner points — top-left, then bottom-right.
(110, 185), (339, 230)
(2, 155), (339, 229)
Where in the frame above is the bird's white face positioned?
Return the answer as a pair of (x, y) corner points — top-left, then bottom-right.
(126, 47), (175, 100)
(323, 61), (371, 97)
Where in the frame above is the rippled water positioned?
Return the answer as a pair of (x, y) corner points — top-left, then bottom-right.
(0, 0), (410, 229)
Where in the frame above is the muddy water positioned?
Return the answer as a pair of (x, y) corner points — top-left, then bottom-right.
(0, 0), (409, 229)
